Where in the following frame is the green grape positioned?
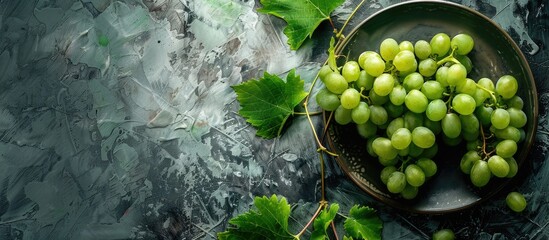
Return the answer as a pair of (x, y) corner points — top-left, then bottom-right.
(424, 118), (442, 135)
(369, 105), (389, 125)
(369, 88), (389, 105)
(408, 143), (424, 157)
(473, 88), (488, 107)
(318, 65), (333, 81)
(386, 118), (405, 138)
(340, 88), (361, 109)
(487, 155), (510, 178)
(492, 126), (521, 142)
(435, 66), (449, 88)
(412, 126), (436, 148)
(496, 75), (518, 99)
(404, 111), (424, 130)
(506, 192), (527, 212)
(496, 139), (518, 158)
(455, 54), (473, 73)
(380, 166), (398, 185)
(386, 171), (407, 193)
(355, 70), (375, 91)
(470, 160), (491, 187)
(446, 63), (467, 87)
(507, 108), (527, 128)
(405, 164), (426, 187)
(373, 73), (396, 96)
(456, 78), (477, 96)
(451, 33), (474, 55)
(452, 93), (476, 115)
(358, 51), (380, 69)
(405, 89), (429, 113)
(414, 40), (432, 60)
(442, 113), (461, 138)
(352, 102), (371, 124)
(334, 105), (352, 125)
(342, 61), (360, 82)
(459, 114), (480, 134)
(466, 139), (480, 151)
(421, 81), (444, 100)
(364, 56), (386, 77)
(403, 72), (425, 92)
(391, 127), (412, 150)
(379, 156), (398, 166)
(380, 38), (400, 61)
(426, 99), (447, 121)
(491, 108), (510, 129)
(398, 147), (410, 157)
(315, 88), (340, 111)
(519, 128), (526, 142)
(385, 102), (405, 118)
(462, 130), (479, 142)
(393, 50), (418, 73)
(401, 184), (419, 200)
(460, 150), (481, 174)
(505, 157), (518, 178)
(416, 158), (438, 177)
(324, 72), (348, 94)
(432, 229), (455, 240)
(430, 33), (451, 57)
(366, 138), (378, 157)
(372, 137), (398, 159)
(389, 85), (407, 106)
(420, 143), (438, 159)
(357, 121), (377, 139)
(475, 105), (494, 126)
(478, 77), (495, 91)
(506, 95), (524, 109)
(399, 40), (414, 52)
(418, 58), (437, 77)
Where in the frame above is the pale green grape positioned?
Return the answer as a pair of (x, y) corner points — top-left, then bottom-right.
(414, 40), (431, 60)
(416, 158), (437, 177)
(399, 40), (414, 52)
(475, 105), (494, 126)
(455, 54), (473, 73)
(435, 66), (449, 87)
(389, 85), (406, 106)
(470, 160), (492, 187)
(369, 88), (389, 105)
(364, 56), (386, 77)
(506, 95), (524, 109)
(386, 171), (407, 193)
(507, 108), (527, 128)
(401, 184), (419, 200)
(373, 73), (396, 96)
(491, 108), (511, 129)
(492, 126), (521, 142)
(430, 33), (451, 57)
(379, 156), (398, 166)
(459, 113), (480, 134)
(505, 157), (518, 178)
(452, 93), (476, 115)
(340, 88), (361, 109)
(478, 77), (495, 92)
(456, 78), (477, 96)
(418, 58), (437, 77)
(315, 88), (340, 111)
(342, 61), (360, 82)
(460, 150), (481, 174)
(405, 164), (426, 187)
(446, 63), (467, 87)
(432, 229), (455, 240)
(421, 81), (444, 100)
(488, 155), (510, 178)
(442, 113), (461, 138)
(496, 139), (517, 158)
(324, 72), (348, 94)
(380, 38), (400, 61)
(334, 105), (352, 125)
(405, 89), (429, 113)
(420, 143), (438, 159)
(391, 127), (412, 150)
(506, 192), (527, 212)
(369, 105), (388, 125)
(358, 51), (380, 69)
(403, 72), (424, 92)
(372, 137), (398, 160)
(357, 121), (377, 139)
(412, 126), (436, 148)
(352, 102), (371, 124)
(367, 138), (378, 157)
(451, 33), (474, 55)
(380, 166), (397, 185)
(386, 118), (405, 138)
(496, 75), (518, 99)
(318, 65), (333, 81)
(404, 111), (424, 130)
(355, 70), (375, 91)
(426, 99), (447, 121)
(393, 50), (417, 73)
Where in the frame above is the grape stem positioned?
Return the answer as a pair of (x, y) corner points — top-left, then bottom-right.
(295, 201), (328, 238)
(475, 83), (500, 106)
(436, 47), (460, 66)
(479, 124), (495, 160)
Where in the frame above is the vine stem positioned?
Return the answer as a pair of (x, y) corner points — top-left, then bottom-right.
(294, 111), (322, 116)
(338, 0), (366, 37)
(475, 83), (499, 105)
(295, 201), (328, 238)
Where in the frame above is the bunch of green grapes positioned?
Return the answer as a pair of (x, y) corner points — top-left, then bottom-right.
(315, 32), (528, 198)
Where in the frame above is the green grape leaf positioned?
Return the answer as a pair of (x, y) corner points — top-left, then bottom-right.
(328, 37), (339, 73)
(258, 0), (346, 50)
(232, 69), (308, 139)
(310, 204), (340, 240)
(343, 236), (355, 240)
(343, 205), (383, 240)
(217, 195), (297, 240)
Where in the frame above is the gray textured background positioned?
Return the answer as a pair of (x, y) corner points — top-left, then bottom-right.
(0, 0), (547, 239)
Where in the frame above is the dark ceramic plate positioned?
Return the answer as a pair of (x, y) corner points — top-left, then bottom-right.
(326, 0), (538, 213)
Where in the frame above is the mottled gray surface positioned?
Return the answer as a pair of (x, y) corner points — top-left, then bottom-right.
(0, 0), (547, 239)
